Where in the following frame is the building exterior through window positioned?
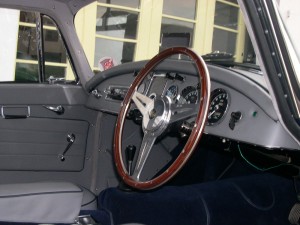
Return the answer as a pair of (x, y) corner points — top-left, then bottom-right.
(75, 0), (254, 73)
(0, 0), (255, 81)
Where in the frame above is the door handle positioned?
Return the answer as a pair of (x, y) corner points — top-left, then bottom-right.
(1, 106), (30, 119)
(43, 105), (64, 115)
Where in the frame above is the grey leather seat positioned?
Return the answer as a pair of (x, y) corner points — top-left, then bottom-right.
(0, 182), (86, 224)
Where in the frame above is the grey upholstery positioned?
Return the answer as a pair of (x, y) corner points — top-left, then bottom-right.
(81, 186), (97, 210)
(0, 182), (83, 223)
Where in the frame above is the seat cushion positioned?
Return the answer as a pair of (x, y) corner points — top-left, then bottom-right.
(0, 182), (83, 224)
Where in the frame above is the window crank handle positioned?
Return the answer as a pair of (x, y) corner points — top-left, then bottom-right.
(59, 133), (76, 161)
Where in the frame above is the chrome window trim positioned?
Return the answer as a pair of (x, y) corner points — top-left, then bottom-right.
(238, 0), (300, 146)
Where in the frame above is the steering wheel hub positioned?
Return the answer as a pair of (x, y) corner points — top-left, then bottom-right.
(148, 109), (157, 119)
(144, 97), (171, 134)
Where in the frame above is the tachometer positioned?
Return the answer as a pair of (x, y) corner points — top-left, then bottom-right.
(181, 86), (199, 104)
(207, 88), (229, 125)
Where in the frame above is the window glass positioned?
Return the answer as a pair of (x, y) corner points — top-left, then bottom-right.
(15, 63), (39, 82)
(214, 2), (239, 30)
(43, 30), (67, 63)
(0, 8), (75, 83)
(19, 11), (36, 23)
(17, 26), (38, 61)
(98, 0), (140, 9)
(160, 18), (193, 51)
(43, 16), (67, 64)
(94, 38), (135, 67)
(42, 15), (74, 80)
(278, 1), (300, 69)
(43, 16), (56, 26)
(163, 0), (196, 19)
(96, 7), (138, 39)
(243, 33), (256, 63)
(45, 65), (66, 80)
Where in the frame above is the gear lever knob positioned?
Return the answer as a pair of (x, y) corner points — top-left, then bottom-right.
(125, 145), (136, 175)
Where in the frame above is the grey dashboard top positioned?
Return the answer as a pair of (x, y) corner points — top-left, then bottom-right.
(86, 60), (300, 150)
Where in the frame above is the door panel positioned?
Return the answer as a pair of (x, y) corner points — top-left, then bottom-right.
(0, 117), (89, 171)
(0, 84), (96, 173)
(0, 7), (100, 190)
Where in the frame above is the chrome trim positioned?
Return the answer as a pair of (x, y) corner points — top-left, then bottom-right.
(265, 0), (300, 117)
(207, 88), (230, 126)
(1, 106), (30, 119)
(43, 105), (64, 115)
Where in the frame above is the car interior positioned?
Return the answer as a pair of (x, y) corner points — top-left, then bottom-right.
(0, 0), (300, 225)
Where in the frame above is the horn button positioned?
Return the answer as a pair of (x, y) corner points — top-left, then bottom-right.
(144, 97), (171, 133)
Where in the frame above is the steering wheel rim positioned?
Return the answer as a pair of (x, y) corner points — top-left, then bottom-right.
(114, 47), (211, 190)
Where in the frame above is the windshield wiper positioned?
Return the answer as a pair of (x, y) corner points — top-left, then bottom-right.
(202, 51), (233, 61)
(202, 51), (261, 72)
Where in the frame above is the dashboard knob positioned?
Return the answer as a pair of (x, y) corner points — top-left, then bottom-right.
(229, 111), (242, 130)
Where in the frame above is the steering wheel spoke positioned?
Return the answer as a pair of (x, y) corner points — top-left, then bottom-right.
(132, 91), (154, 127)
(131, 132), (157, 181)
(169, 103), (199, 123)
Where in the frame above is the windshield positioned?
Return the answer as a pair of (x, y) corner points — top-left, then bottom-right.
(75, 0), (257, 73)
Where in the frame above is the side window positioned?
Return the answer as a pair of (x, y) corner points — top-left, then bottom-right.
(0, 8), (76, 83)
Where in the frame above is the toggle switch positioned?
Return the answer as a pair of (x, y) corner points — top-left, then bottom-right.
(229, 111), (242, 130)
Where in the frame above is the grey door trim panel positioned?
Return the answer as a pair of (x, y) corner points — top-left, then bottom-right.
(0, 117), (89, 171)
(0, 84), (88, 105)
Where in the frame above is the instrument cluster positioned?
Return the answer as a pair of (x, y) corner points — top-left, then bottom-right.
(137, 72), (230, 126)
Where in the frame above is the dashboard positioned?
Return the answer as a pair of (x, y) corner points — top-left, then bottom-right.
(86, 59), (300, 150)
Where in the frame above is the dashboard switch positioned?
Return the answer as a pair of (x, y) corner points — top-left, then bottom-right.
(229, 111), (242, 130)
(105, 86), (128, 101)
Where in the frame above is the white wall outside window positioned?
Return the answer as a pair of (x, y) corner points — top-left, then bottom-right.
(0, 8), (19, 81)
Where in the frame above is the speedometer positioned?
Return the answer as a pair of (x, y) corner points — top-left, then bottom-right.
(207, 88), (229, 125)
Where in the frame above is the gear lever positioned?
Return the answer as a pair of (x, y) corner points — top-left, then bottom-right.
(125, 145), (136, 176)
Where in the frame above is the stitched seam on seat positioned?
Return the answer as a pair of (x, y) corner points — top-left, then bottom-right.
(0, 190), (83, 198)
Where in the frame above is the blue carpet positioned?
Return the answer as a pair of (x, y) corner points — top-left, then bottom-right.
(99, 174), (297, 225)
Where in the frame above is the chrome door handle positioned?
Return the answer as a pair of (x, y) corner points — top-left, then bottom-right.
(43, 105), (64, 115)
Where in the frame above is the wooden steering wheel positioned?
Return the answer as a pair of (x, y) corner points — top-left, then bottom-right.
(114, 47), (211, 190)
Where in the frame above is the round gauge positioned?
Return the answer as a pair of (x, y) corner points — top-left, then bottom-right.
(207, 88), (229, 125)
(165, 85), (178, 99)
(181, 86), (199, 104)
